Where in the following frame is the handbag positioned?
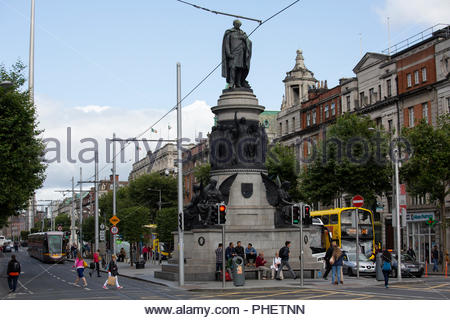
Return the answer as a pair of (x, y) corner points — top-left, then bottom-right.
(107, 276), (116, 286)
(329, 256), (335, 265)
(83, 260), (88, 268)
(382, 261), (391, 271)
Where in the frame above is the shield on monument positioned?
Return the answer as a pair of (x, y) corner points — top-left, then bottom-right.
(241, 183), (253, 198)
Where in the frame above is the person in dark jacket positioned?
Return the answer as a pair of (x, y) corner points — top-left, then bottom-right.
(432, 246), (439, 272)
(234, 241), (245, 260)
(407, 247), (416, 260)
(103, 254), (122, 289)
(276, 241), (296, 280)
(331, 245), (344, 285)
(7, 255), (21, 293)
(323, 242), (335, 280)
(381, 248), (392, 288)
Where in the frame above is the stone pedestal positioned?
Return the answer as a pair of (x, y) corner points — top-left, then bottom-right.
(155, 89), (323, 282)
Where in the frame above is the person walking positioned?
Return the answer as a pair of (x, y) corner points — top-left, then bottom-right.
(7, 255), (21, 293)
(215, 243), (223, 280)
(103, 254), (122, 289)
(89, 249), (101, 277)
(73, 252), (88, 287)
(276, 241), (296, 280)
(330, 243), (344, 285)
(143, 245), (149, 261)
(432, 245), (439, 272)
(381, 248), (392, 288)
(323, 242), (334, 280)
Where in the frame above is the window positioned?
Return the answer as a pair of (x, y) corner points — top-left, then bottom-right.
(378, 85), (382, 100)
(346, 95), (350, 111)
(331, 102), (336, 116)
(407, 73), (412, 87)
(285, 119), (289, 133)
(324, 105), (329, 118)
(388, 119), (393, 133)
(292, 117), (295, 131)
(422, 103), (428, 123)
(369, 88), (374, 104)
(321, 215), (329, 225)
(447, 97), (450, 113)
(409, 107), (414, 127)
(330, 214), (338, 225)
(360, 92), (364, 105)
(414, 71), (419, 85)
(312, 110), (317, 125)
(387, 79), (392, 97)
(279, 123), (282, 135)
(422, 67), (427, 82)
(376, 117), (382, 128)
(306, 113), (311, 127)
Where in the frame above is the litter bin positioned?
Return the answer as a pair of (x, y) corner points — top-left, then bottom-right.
(135, 260), (145, 269)
(232, 256), (245, 286)
(376, 252), (384, 281)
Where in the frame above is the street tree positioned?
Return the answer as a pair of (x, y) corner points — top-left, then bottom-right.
(155, 207), (177, 247)
(55, 214), (71, 231)
(0, 62), (46, 227)
(401, 115), (450, 256)
(266, 143), (300, 199)
(82, 215), (95, 245)
(127, 173), (177, 222)
(299, 113), (392, 209)
(194, 163), (211, 186)
(118, 206), (150, 265)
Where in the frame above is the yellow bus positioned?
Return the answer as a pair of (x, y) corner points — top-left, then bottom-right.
(311, 207), (375, 255)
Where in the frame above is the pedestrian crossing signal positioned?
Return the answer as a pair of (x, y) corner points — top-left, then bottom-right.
(292, 205), (300, 225)
(303, 204), (311, 225)
(218, 203), (227, 224)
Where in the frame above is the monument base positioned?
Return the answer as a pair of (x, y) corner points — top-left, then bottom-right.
(155, 227), (324, 281)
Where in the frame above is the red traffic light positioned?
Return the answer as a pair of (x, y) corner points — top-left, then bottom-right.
(219, 205), (227, 212)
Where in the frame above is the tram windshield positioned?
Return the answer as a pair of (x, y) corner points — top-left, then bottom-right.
(47, 235), (62, 254)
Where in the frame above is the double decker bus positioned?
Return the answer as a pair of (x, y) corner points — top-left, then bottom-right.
(310, 207), (375, 255)
(28, 232), (67, 263)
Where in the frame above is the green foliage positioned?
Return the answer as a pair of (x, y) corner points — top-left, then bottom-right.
(119, 206), (150, 244)
(20, 230), (29, 240)
(55, 214), (71, 231)
(155, 207), (177, 244)
(401, 115), (450, 253)
(82, 216), (95, 244)
(299, 113), (392, 208)
(30, 227), (40, 234)
(127, 173), (177, 222)
(194, 163), (211, 186)
(266, 143), (300, 199)
(0, 61), (46, 227)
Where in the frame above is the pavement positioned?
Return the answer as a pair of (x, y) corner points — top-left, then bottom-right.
(72, 254), (449, 292)
(1, 249), (449, 300)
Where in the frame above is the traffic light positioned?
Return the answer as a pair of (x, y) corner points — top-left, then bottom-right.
(218, 202), (227, 224)
(292, 204), (301, 225)
(303, 204), (311, 225)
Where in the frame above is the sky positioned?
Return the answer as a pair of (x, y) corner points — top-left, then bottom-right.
(0, 0), (449, 202)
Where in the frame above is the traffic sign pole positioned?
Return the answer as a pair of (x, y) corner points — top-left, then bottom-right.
(352, 195), (364, 280)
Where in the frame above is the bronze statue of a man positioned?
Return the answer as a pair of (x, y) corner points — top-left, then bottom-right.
(222, 20), (252, 89)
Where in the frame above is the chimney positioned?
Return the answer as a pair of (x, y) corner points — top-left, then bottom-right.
(325, 80), (328, 89)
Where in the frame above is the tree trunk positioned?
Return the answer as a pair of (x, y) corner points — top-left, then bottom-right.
(130, 244), (133, 267)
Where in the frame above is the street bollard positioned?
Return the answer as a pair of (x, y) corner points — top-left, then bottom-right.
(425, 260), (428, 278)
(445, 262), (448, 278)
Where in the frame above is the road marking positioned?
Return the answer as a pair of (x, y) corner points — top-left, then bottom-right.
(303, 292), (338, 299)
(18, 280), (33, 295)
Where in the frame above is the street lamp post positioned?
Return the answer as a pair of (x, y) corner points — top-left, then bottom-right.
(394, 148), (402, 281)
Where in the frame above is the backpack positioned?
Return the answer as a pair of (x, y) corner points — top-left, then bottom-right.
(279, 247), (289, 260)
(382, 261), (391, 271)
(11, 261), (20, 272)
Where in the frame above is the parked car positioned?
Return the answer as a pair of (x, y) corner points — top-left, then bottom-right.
(391, 253), (424, 278)
(2, 241), (13, 253)
(342, 251), (376, 276)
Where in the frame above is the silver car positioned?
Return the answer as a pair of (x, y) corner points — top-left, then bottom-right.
(342, 251), (376, 276)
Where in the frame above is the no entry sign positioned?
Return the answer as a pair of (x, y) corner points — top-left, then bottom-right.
(352, 195), (364, 208)
(110, 226), (119, 235)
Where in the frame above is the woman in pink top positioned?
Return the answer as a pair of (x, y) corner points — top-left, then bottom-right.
(73, 252), (87, 287)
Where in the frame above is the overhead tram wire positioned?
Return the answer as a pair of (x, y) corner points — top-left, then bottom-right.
(82, 0), (302, 183)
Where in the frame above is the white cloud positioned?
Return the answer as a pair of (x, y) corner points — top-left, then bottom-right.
(35, 96), (214, 201)
(376, 0), (450, 26)
(74, 105), (111, 113)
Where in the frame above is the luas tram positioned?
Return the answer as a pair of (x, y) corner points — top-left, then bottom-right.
(28, 231), (67, 263)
